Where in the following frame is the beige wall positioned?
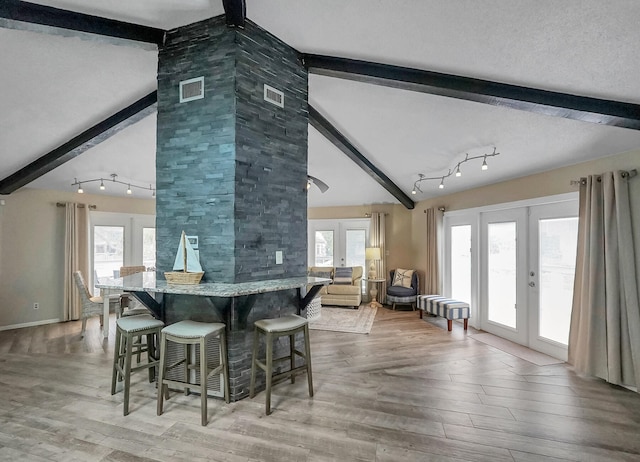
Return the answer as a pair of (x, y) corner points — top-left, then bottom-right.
(0, 188), (154, 329)
(310, 149), (639, 295)
(1, 148), (637, 329)
(410, 148), (640, 294)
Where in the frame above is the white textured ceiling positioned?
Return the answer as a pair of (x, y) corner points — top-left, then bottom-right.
(3, 0), (640, 207)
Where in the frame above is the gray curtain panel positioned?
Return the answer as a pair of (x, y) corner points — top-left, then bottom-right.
(370, 212), (386, 303)
(568, 171), (640, 391)
(63, 203), (89, 321)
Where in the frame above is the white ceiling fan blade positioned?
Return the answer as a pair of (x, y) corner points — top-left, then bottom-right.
(307, 175), (329, 193)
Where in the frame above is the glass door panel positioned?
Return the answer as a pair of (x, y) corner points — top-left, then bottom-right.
(529, 201), (579, 359)
(487, 222), (517, 328)
(538, 217), (578, 344)
(314, 230), (334, 267)
(93, 225), (124, 293)
(481, 208), (527, 344)
(345, 229), (366, 269)
(143, 227), (157, 270)
(450, 225), (471, 304)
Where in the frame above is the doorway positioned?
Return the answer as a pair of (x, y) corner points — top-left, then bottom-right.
(445, 194), (578, 360)
(307, 219), (369, 269)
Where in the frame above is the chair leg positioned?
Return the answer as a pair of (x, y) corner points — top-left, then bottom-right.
(184, 344), (190, 396)
(265, 332), (273, 415)
(122, 332), (133, 416)
(81, 317), (87, 337)
(200, 337), (208, 426)
(249, 328), (259, 399)
(464, 319), (468, 330)
(111, 326), (122, 395)
(304, 324), (314, 398)
(220, 330), (230, 404)
(289, 333), (295, 384)
(447, 320), (453, 331)
(157, 333), (167, 416)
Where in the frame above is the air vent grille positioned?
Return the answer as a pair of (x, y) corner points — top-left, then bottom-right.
(179, 77), (204, 103)
(264, 84), (284, 108)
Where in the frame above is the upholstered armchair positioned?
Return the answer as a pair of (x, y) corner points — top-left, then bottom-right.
(386, 269), (419, 310)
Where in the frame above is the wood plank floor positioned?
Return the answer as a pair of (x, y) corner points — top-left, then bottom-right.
(1, 308), (640, 461)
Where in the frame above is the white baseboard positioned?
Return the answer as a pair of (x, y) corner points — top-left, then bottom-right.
(0, 318), (62, 331)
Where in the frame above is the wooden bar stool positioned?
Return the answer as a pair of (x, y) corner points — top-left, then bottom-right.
(111, 314), (164, 416)
(156, 320), (230, 426)
(249, 314), (313, 415)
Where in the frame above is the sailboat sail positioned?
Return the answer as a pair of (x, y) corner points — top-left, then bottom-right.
(172, 231), (203, 272)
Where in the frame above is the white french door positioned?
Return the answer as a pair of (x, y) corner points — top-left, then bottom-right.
(308, 219), (369, 269)
(480, 208), (529, 345)
(445, 194), (578, 360)
(528, 202), (579, 359)
(479, 202), (578, 359)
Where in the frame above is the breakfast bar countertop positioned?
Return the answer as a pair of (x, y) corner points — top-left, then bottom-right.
(95, 271), (330, 297)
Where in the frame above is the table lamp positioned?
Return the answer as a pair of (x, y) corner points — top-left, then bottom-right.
(365, 247), (381, 279)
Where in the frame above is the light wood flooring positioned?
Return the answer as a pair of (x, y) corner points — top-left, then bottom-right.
(1, 308), (640, 461)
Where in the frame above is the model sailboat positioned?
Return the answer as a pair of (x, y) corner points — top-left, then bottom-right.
(164, 230), (205, 284)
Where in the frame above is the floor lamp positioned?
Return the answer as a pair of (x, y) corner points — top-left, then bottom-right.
(365, 247), (382, 307)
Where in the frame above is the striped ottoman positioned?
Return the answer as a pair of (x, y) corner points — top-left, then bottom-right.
(418, 295), (470, 331)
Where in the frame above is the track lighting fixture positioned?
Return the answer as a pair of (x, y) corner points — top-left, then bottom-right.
(71, 173), (155, 197)
(411, 147), (499, 194)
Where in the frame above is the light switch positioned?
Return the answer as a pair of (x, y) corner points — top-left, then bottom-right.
(275, 250), (283, 264)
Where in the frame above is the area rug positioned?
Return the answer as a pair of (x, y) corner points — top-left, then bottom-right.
(471, 332), (564, 366)
(309, 305), (377, 334)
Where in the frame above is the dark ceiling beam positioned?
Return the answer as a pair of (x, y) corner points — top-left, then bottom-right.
(302, 54), (640, 131)
(0, 0), (165, 45)
(309, 105), (415, 210)
(0, 92), (157, 195)
(222, 0), (246, 28)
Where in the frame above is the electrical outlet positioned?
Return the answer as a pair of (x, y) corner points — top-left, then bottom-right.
(33, 302), (39, 310)
(275, 250), (283, 264)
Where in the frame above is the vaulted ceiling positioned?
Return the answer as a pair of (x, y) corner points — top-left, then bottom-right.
(2, 0), (640, 208)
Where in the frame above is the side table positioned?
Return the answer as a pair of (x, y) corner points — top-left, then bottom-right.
(366, 278), (386, 308)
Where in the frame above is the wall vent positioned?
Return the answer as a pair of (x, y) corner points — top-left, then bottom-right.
(264, 84), (284, 108)
(179, 76), (204, 103)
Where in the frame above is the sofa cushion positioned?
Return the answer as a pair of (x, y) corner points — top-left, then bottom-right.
(333, 267), (353, 285)
(327, 283), (360, 295)
(392, 268), (414, 288)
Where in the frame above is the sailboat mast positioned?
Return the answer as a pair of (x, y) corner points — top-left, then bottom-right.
(181, 231), (187, 272)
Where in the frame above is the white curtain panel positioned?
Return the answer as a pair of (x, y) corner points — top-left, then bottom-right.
(568, 171), (640, 391)
(370, 212), (386, 304)
(424, 208), (441, 294)
(63, 203), (89, 321)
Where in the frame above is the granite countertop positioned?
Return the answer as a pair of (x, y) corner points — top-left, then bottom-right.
(95, 271), (331, 297)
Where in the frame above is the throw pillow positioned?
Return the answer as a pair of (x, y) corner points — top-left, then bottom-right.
(333, 266), (353, 285)
(309, 270), (332, 280)
(392, 268), (414, 288)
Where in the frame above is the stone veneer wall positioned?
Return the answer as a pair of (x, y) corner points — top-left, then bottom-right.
(156, 17), (308, 283)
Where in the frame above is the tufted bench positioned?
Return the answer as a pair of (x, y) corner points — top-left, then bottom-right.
(418, 295), (470, 331)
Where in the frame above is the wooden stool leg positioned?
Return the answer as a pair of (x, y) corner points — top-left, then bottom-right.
(265, 331), (273, 415)
(184, 344), (190, 396)
(220, 330), (230, 404)
(447, 320), (452, 331)
(157, 333), (167, 416)
(111, 326), (122, 395)
(464, 319), (468, 330)
(304, 324), (313, 398)
(289, 333), (295, 384)
(249, 328), (259, 399)
(200, 337), (208, 426)
(123, 332), (134, 416)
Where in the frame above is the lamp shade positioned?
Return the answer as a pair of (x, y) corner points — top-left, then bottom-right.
(365, 247), (381, 261)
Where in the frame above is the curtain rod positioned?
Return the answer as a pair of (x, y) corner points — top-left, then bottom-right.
(56, 202), (97, 209)
(570, 168), (637, 186)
